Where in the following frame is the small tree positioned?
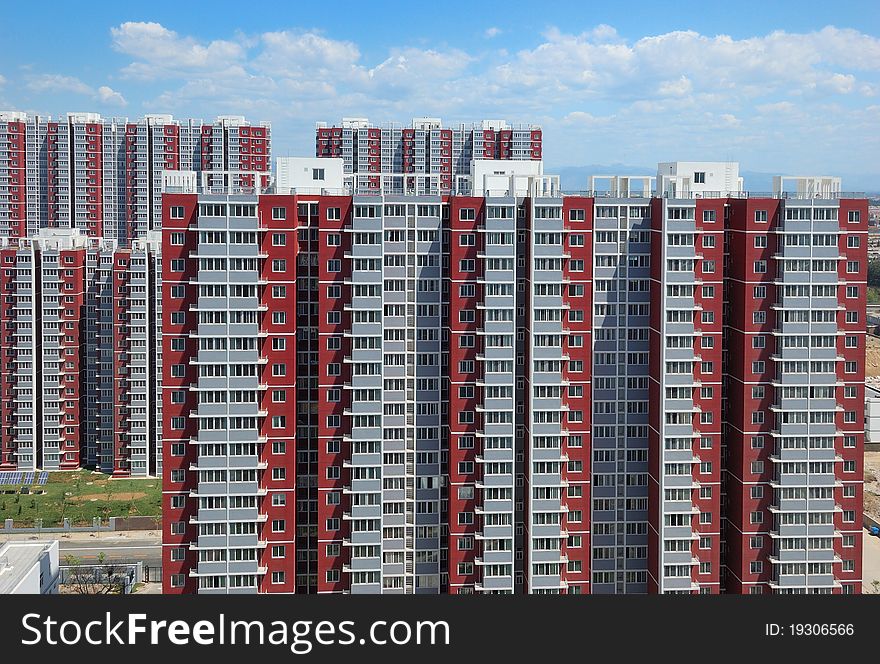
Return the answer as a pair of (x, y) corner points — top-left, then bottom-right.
(63, 553), (126, 595)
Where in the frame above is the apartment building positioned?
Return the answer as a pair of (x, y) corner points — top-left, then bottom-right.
(0, 111), (271, 243)
(163, 157), (866, 595)
(0, 229), (162, 476)
(722, 177), (866, 595)
(315, 118), (541, 193)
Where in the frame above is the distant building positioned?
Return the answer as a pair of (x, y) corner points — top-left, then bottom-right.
(0, 540), (60, 594)
(315, 117), (542, 192)
(867, 385), (880, 449)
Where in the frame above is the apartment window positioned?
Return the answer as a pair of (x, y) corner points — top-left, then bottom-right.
(272, 233), (286, 246)
(694, 172), (705, 183)
(327, 208), (341, 220)
(170, 206), (185, 219)
(272, 207), (287, 220)
(750, 561), (763, 574)
(754, 260), (767, 274)
(754, 235), (767, 248)
(755, 210), (768, 223)
(702, 210), (715, 222)
(327, 234), (341, 246)
(272, 519), (286, 533)
(459, 208), (476, 221)
(170, 232), (185, 245)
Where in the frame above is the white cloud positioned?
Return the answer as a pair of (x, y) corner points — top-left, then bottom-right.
(562, 110), (613, 125)
(111, 21), (246, 79)
(75, 21), (880, 175)
(97, 85), (127, 107)
(657, 75), (693, 97)
(26, 74), (127, 107)
(27, 74), (93, 95)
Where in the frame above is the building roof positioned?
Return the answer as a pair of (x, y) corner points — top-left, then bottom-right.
(0, 541), (54, 594)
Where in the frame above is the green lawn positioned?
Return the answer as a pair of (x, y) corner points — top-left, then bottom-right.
(0, 470), (161, 527)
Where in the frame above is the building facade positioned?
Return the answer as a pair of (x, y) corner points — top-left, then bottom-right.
(0, 111), (271, 243)
(0, 229), (162, 476)
(160, 161), (866, 595)
(315, 118), (542, 193)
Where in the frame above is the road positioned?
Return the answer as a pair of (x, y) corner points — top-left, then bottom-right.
(59, 538), (161, 566)
(863, 528), (880, 594)
(0, 530), (161, 567)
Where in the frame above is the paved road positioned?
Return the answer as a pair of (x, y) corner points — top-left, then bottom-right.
(0, 531), (161, 566)
(863, 528), (880, 593)
(59, 538), (161, 566)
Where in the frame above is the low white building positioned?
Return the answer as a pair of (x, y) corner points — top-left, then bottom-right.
(275, 157), (345, 193)
(866, 385), (880, 448)
(0, 540), (60, 594)
(656, 161), (743, 197)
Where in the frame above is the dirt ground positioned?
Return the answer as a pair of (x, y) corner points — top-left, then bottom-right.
(867, 335), (880, 378)
(70, 492), (147, 503)
(865, 452), (880, 521)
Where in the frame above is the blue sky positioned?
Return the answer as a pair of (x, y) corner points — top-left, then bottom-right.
(1, 0), (879, 186)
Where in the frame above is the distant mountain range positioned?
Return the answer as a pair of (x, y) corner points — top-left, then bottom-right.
(548, 164), (880, 197)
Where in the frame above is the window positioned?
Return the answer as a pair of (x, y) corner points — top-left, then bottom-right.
(170, 206), (185, 219)
(272, 233), (286, 246)
(694, 172), (706, 184)
(327, 208), (341, 220)
(754, 235), (767, 248)
(170, 232), (185, 245)
(755, 210), (768, 223)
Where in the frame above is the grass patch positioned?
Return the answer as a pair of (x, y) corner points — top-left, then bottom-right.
(0, 470), (161, 527)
